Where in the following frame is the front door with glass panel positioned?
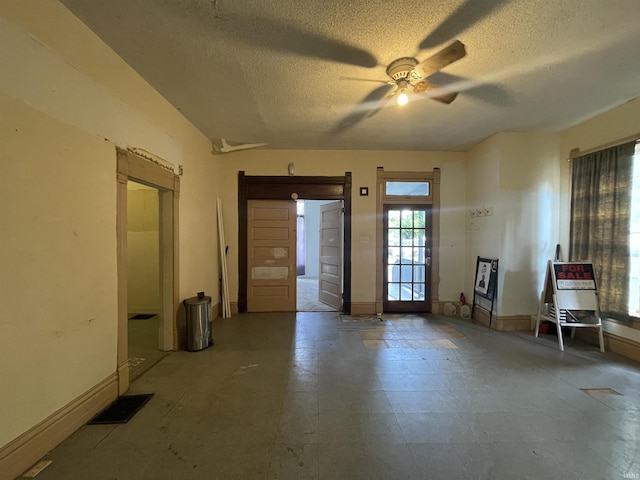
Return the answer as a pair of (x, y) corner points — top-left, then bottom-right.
(383, 205), (432, 312)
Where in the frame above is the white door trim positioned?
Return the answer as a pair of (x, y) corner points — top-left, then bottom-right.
(116, 148), (179, 394)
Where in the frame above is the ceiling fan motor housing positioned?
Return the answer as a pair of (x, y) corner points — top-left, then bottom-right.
(386, 57), (420, 84)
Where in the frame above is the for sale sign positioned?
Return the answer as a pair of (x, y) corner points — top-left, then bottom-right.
(553, 263), (596, 290)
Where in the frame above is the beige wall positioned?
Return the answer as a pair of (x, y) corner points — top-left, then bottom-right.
(218, 149), (468, 307)
(0, 93), (119, 448)
(466, 132), (561, 317)
(127, 183), (160, 314)
(0, 2), (221, 451)
(462, 98), (640, 326)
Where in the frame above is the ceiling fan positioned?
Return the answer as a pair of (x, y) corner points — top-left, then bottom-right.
(354, 39), (467, 110)
(331, 40), (467, 134)
(384, 40), (466, 105)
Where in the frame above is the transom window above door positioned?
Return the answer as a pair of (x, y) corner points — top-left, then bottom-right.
(385, 181), (430, 197)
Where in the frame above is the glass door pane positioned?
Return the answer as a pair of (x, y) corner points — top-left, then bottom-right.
(383, 205), (431, 312)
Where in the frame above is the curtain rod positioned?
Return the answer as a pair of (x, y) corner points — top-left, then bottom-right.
(570, 132), (640, 159)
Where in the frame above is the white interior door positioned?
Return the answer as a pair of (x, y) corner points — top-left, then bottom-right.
(318, 201), (343, 309)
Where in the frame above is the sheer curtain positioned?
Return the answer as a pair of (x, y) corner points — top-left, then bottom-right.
(569, 141), (636, 320)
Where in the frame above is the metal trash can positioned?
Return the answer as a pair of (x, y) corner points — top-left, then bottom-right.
(183, 292), (211, 351)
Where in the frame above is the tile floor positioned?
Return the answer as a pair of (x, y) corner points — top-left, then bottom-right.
(28, 312), (640, 480)
(297, 277), (337, 312)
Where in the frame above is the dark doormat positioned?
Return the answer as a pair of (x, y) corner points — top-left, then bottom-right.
(88, 394), (154, 424)
(130, 313), (156, 320)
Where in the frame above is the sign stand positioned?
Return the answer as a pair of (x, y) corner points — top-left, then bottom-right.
(534, 260), (605, 352)
(471, 257), (499, 329)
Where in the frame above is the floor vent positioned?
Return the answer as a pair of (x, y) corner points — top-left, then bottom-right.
(88, 394), (154, 424)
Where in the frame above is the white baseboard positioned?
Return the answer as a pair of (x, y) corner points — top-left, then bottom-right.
(0, 374), (118, 480)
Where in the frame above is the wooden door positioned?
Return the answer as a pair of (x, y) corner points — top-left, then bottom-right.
(319, 201), (343, 309)
(247, 200), (297, 312)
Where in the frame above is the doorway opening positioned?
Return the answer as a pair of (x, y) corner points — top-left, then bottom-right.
(375, 168), (441, 314)
(238, 172), (352, 314)
(296, 199), (342, 312)
(116, 148), (179, 394)
(126, 180), (167, 380)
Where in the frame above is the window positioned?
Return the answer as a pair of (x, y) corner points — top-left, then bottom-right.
(570, 140), (638, 321)
(628, 143), (640, 316)
(385, 181), (430, 197)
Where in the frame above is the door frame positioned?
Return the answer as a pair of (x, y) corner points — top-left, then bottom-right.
(238, 172), (351, 314)
(116, 148), (180, 394)
(376, 167), (440, 314)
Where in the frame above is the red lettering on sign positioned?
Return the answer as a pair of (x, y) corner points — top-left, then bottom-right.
(566, 265), (584, 272)
(556, 271), (592, 280)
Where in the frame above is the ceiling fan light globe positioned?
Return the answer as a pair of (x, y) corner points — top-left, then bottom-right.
(397, 92), (409, 106)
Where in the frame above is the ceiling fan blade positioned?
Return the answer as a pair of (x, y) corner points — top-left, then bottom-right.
(332, 84), (394, 134)
(414, 80), (458, 104)
(418, 0), (510, 50)
(431, 92), (459, 104)
(412, 40), (466, 79)
(339, 76), (392, 85)
(426, 72), (514, 106)
(366, 87), (398, 118)
(224, 13), (378, 68)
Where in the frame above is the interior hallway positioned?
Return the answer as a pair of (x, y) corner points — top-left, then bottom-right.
(30, 312), (640, 479)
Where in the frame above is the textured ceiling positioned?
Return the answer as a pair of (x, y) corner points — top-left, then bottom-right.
(60, 0), (640, 152)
